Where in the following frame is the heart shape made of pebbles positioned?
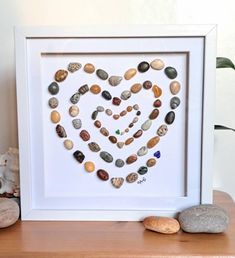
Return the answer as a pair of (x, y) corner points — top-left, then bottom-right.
(47, 59), (181, 189)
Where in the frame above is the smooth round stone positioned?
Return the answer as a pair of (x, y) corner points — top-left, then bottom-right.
(90, 84), (101, 94)
(170, 97), (181, 109)
(80, 130), (90, 141)
(109, 76), (122, 86)
(157, 124), (168, 136)
(133, 129), (143, 138)
(125, 128), (129, 133)
(170, 81), (181, 95)
(130, 83), (142, 93)
(150, 59), (165, 70)
(68, 62), (81, 73)
(111, 177), (124, 189)
(136, 111), (141, 116)
(113, 114), (120, 120)
(84, 161), (95, 173)
(100, 151), (113, 163)
(78, 84), (89, 95)
(147, 136), (160, 149)
(63, 139), (74, 150)
(133, 104), (139, 110)
(48, 82), (59, 95)
(97, 169), (109, 181)
(178, 204), (229, 233)
(153, 99), (162, 108)
(141, 119), (152, 131)
(109, 135), (117, 144)
(129, 123), (134, 128)
(138, 166), (148, 175)
(94, 120), (101, 128)
(88, 142), (101, 152)
(112, 97), (121, 106)
(154, 151), (161, 159)
(55, 69), (68, 82)
(96, 69), (108, 80)
(69, 105), (79, 117)
(70, 92), (80, 104)
(143, 80), (152, 90)
(126, 154), (137, 164)
(96, 106), (104, 112)
(50, 110), (61, 123)
(127, 106), (133, 112)
(124, 68), (137, 80)
(73, 150), (85, 163)
(143, 216), (180, 234)
(132, 117), (138, 123)
(84, 63), (95, 73)
(165, 111), (175, 125)
(152, 85), (162, 98)
(120, 110), (127, 117)
(137, 146), (148, 157)
(48, 97), (59, 108)
(0, 198), (19, 228)
(91, 110), (98, 120)
(137, 61), (150, 73)
(146, 158), (156, 167)
(126, 173), (138, 183)
(117, 142), (125, 149)
(165, 66), (177, 79)
(100, 127), (109, 137)
(105, 109), (113, 116)
(125, 137), (134, 145)
(102, 90), (112, 100)
(56, 124), (67, 138)
(121, 90), (131, 100)
(115, 159), (125, 168)
(149, 109), (159, 120)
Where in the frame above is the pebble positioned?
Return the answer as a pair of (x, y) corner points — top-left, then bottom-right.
(56, 124), (67, 138)
(88, 142), (101, 152)
(132, 117), (138, 123)
(143, 216), (180, 234)
(150, 59), (165, 70)
(54, 69), (68, 82)
(70, 92), (80, 104)
(84, 63), (95, 73)
(94, 120), (101, 128)
(137, 61), (150, 73)
(90, 84), (101, 94)
(133, 104), (139, 110)
(117, 142), (125, 149)
(78, 84), (89, 95)
(136, 111), (141, 116)
(109, 136), (117, 144)
(121, 90), (131, 100)
(97, 169), (109, 181)
(143, 80), (152, 90)
(102, 90), (112, 100)
(48, 97), (59, 108)
(147, 136), (160, 149)
(125, 128), (129, 133)
(116, 129), (120, 135)
(113, 114), (120, 120)
(100, 151), (113, 163)
(178, 204), (229, 233)
(73, 150), (85, 163)
(112, 97), (121, 106)
(109, 76), (122, 86)
(129, 123), (134, 128)
(126, 154), (137, 164)
(138, 166), (148, 175)
(130, 83), (142, 93)
(152, 85), (162, 98)
(115, 159), (125, 168)
(126, 173), (138, 183)
(165, 111), (175, 125)
(165, 66), (178, 79)
(69, 105), (79, 117)
(63, 139), (74, 150)
(133, 129), (143, 138)
(146, 158), (156, 167)
(141, 119), (152, 131)
(157, 125), (168, 136)
(120, 110), (127, 117)
(137, 146), (148, 157)
(105, 109), (112, 116)
(153, 99), (162, 108)
(149, 109), (159, 120)
(80, 130), (90, 141)
(50, 110), (61, 123)
(96, 69), (108, 80)
(154, 151), (161, 158)
(48, 82), (59, 95)
(125, 137), (134, 145)
(97, 106), (105, 112)
(127, 106), (133, 112)
(100, 127), (109, 137)
(170, 81), (181, 95)
(0, 198), (19, 228)
(91, 110), (99, 120)
(84, 161), (95, 173)
(124, 68), (137, 80)
(68, 62), (81, 73)
(170, 97), (181, 109)
(111, 177), (124, 188)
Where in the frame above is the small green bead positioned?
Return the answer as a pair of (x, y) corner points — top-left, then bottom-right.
(115, 129), (120, 135)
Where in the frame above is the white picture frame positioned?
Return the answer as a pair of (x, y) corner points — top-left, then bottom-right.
(15, 25), (216, 221)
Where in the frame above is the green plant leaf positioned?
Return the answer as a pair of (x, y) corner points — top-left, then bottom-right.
(216, 57), (235, 69)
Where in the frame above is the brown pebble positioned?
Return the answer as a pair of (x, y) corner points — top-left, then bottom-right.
(90, 84), (101, 94)
(152, 85), (162, 98)
(125, 128), (129, 133)
(50, 110), (61, 123)
(124, 68), (137, 80)
(125, 137), (134, 145)
(133, 129), (143, 138)
(100, 127), (109, 136)
(55, 69), (68, 82)
(84, 63), (95, 73)
(126, 173), (138, 183)
(153, 99), (162, 108)
(147, 136), (160, 149)
(126, 154), (137, 164)
(149, 109), (159, 120)
(97, 169), (109, 181)
(146, 158), (156, 167)
(94, 120), (101, 128)
(56, 124), (67, 138)
(120, 110), (127, 117)
(129, 123), (134, 128)
(170, 81), (181, 95)
(113, 114), (120, 120)
(143, 80), (152, 89)
(109, 136), (117, 144)
(112, 97), (121, 106)
(127, 106), (133, 112)
(79, 130), (90, 141)
(130, 83), (142, 93)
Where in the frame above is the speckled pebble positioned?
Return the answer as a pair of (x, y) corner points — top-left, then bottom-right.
(70, 92), (80, 104)
(111, 177), (124, 188)
(97, 169), (109, 181)
(73, 150), (85, 163)
(88, 142), (101, 152)
(80, 130), (90, 141)
(78, 84), (89, 95)
(157, 125), (168, 136)
(126, 173), (138, 183)
(96, 69), (108, 80)
(100, 151), (113, 163)
(55, 69), (68, 82)
(48, 97), (59, 108)
(72, 118), (82, 129)
(138, 166), (148, 175)
(146, 158), (156, 167)
(56, 124), (67, 138)
(68, 62), (81, 73)
(115, 159), (125, 168)
(137, 146), (148, 157)
(121, 90), (131, 100)
(100, 127), (109, 137)
(143, 80), (152, 90)
(126, 154), (137, 164)
(48, 82), (59, 95)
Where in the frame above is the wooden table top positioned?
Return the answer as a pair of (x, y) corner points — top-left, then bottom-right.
(0, 191), (234, 258)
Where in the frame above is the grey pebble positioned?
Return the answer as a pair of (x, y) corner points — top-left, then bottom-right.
(132, 117), (139, 123)
(100, 151), (113, 163)
(88, 142), (101, 152)
(109, 76), (122, 86)
(68, 62), (81, 73)
(115, 159), (125, 168)
(48, 82), (59, 95)
(170, 97), (181, 109)
(96, 69), (108, 80)
(121, 90), (131, 100)
(105, 109), (113, 116)
(72, 118), (82, 129)
(97, 106), (105, 112)
(141, 119), (152, 131)
(137, 166), (148, 175)
(133, 104), (139, 110)
(48, 97), (58, 108)
(70, 92), (80, 104)
(137, 146), (148, 157)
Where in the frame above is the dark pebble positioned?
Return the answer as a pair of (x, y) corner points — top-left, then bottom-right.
(70, 92), (80, 104)
(165, 111), (175, 124)
(48, 82), (59, 95)
(79, 130), (90, 141)
(100, 151), (113, 163)
(137, 61), (150, 73)
(55, 124), (67, 138)
(78, 84), (89, 95)
(88, 142), (101, 152)
(153, 99), (162, 108)
(149, 109), (159, 120)
(73, 150), (85, 163)
(126, 154), (137, 164)
(91, 110), (99, 120)
(112, 97), (121, 106)
(136, 111), (141, 116)
(133, 129), (143, 138)
(109, 136), (117, 144)
(94, 120), (101, 128)
(138, 166), (148, 175)
(102, 90), (112, 100)
(164, 66), (178, 79)
(170, 97), (181, 109)
(143, 80), (152, 89)
(97, 169), (109, 181)
(96, 69), (108, 80)
(129, 123), (134, 128)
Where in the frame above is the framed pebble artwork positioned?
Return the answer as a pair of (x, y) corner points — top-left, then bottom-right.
(15, 25), (216, 221)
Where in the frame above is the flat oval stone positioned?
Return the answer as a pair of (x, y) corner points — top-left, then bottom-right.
(72, 119), (81, 129)
(111, 177), (124, 188)
(141, 119), (152, 131)
(126, 173), (138, 183)
(100, 127), (109, 137)
(0, 198), (19, 228)
(115, 159), (125, 168)
(132, 117), (138, 123)
(153, 99), (162, 108)
(63, 139), (74, 150)
(147, 136), (160, 149)
(157, 124), (168, 136)
(138, 166), (148, 175)
(154, 151), (161, 158)
(55, 69), (68, 82)
(90, 84), (101, 94)
(129, 123), (134, 128)
(136, 111), (141, 116)
(78, 84), (89, 95)
(125, 137), (134, 145)
(56, 124), (67, 138)
(146, 158), (156, 167)
(113, 114), (120, 120)
(150, 59), (165, 70)
(120, 110), (127, 117)
(91, 110), (98, 120)
(105, 109), (112, 116)
(109, 76), (122, 86)
(124, 68), (137, 80)
(137, 146), (148, 157)
(70, 92), (80, 104)
(73, 150), (85, 163)
(96, 106), (104, 112)
(50, 110), (61, 123)
(112, 97), (121, 106)
(80, 130), (90, 141)
(121, 90), (131, 100)
(165, 67), (177, 79)
(130, 83), (142, 93)
(170, 97), (181, 109)
(69, 105), (79, 117)
(143, 80), (152, 89)
(133, 129), (143, 138)
(109, 135), (117, 144)
(94, 120), (101, 128)
(133, 104), (139, 110)
(165, 111), (175, 125)
(137, 61), (150, 73)
(126, 154), (137, 164)
(124, 128), (129, 133)
(84, 161), (95, 173)
(127, 106), (133, 112)
(48, 82), (59, 95)
(100, 151), (113, 163)
(48, 97), (59, 108)
(97, 169), (109, 181)
(88, 142), (101, 152)
(178, 204), (229, 233)
(152, 85), (162, 98)
(170, 81), (181, 95)
(143, 216), (180, 234)
(102, 90), (112, 100)
(149, 109), (159, 120)
(68, 62), (81, 73)
(117, 142), (124, 149)
(84, 63), (95, 73)
(96, 69), (108, 80)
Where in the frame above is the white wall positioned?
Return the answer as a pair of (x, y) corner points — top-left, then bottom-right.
(0, 0), (234, 199)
